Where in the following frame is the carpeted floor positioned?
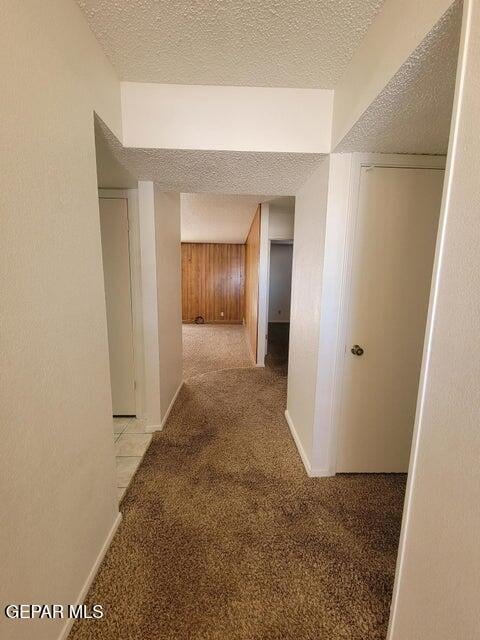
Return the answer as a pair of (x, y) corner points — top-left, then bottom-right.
(265, 322), (290, 375)
(69, 361), (406, 640)
(182, 323), (254, 379)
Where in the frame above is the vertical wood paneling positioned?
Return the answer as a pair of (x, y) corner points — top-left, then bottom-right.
(245, 207), (261, 362)
(181, 243), (245, 323)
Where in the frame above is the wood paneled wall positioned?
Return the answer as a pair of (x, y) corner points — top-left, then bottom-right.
(244, 207), (261, 361)
(181, 243), (245, 323)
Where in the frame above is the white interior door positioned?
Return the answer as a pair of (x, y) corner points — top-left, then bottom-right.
(337, 166), (444, 472)
(99, 198), (136, 416)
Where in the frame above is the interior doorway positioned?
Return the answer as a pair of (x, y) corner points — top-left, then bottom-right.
(265, 241), (293, 373)
(95, 120), (153, 503)
(180, 194), (261, 379)
(336, 162), (445, 472)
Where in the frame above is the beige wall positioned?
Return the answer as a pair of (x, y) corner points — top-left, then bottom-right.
(286, 157), (330, 466)
(138, 182), (162, 428)
(154, 189), (184, 419)
(0, 2), (122, 639)
(388, 1), (480, 637)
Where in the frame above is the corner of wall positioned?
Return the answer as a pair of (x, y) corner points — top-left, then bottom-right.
(137, 181), (162, 427)
(153, 189), (183, 424)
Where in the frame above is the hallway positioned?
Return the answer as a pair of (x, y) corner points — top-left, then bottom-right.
(69, 326), (406, 640)
(3, 3), (479, 639)
(182, 323), (254, 379)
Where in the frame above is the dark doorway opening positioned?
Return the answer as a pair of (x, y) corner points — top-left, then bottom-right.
(265, 322), (290, 375)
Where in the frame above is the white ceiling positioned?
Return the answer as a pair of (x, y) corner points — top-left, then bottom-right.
(181, 194), (260, 243)
(336, 0), (461, 154)
(76, 0), (384, 89)
(117, 148), (321, 195)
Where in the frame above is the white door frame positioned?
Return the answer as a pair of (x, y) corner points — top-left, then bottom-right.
(257, 203), (270, 366)
(98, 188), (145, 420)
(257, 203), (296, 367)
(328, 153), (446, 474)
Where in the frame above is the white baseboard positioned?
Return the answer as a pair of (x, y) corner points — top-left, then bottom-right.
(284, 409), (314, 476)
(311, 466), (335, 477)
(58, 512), (122, 640)
(143, 380), (184, 433)
(284, 410), (333, 478)
(145, 423), (161, 433)
(160, 380), (184, 430)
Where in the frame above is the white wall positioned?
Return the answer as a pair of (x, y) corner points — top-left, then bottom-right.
(286, 154), (353, 476)
(388, 1), (480, 637)
(269, 208), (295, 241)
(311, 154), (352, 475)
(137, 184), (183, 428)
(95, 121), (137, 189)
(154, 188), (184, 421)
(286, 157), (331, 470)
(138, 182), (162, 428)
(268, 244), (293, 323)
(332, 0), (454, 148)
(121, 82), (333, 153)
(0, 2), (122, 639)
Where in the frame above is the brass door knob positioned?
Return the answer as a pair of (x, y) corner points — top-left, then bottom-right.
(351, 344), (364, 356)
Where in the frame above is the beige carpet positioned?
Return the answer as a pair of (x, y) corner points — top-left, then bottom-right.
(69, 363), (406, 640)
(182, 323), (254, 379)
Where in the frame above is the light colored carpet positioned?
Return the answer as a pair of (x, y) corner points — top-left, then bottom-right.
(69, 365), (406, 640)
(182, 323), (254, 379)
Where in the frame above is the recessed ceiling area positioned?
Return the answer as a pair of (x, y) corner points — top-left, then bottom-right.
(91, 0), (462, 193)
(336, 0), (462, 154)
(95, 117), (322, 195)
(76, 0), (384, 88)
(181, 194), (261, 243)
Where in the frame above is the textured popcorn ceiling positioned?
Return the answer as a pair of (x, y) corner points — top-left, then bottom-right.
(92, 0), (461, 189)
(181, 194), (261, 243)
(76, 0), (384, 88)
(96, 117), (322, 194)
(336, 0), (462, 154)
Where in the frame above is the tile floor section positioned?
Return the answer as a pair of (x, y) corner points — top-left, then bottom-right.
(113, 417), (153, 503)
